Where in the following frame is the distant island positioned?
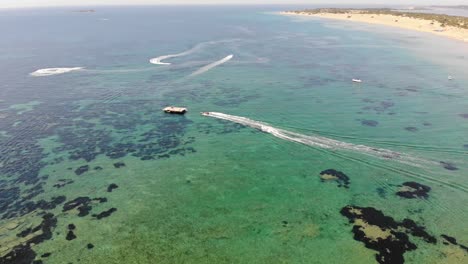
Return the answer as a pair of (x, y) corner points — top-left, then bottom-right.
(74, 9), (96, 13)
(282, 8), (468, 42)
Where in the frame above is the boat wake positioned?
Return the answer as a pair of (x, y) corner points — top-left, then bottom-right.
(189, 55), (233, 77)
(30, 67), (84, 77)
(149, 39), (238, 65)
(202, 112), (437, 167)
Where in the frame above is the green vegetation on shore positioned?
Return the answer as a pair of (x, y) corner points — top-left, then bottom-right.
(289, 8), (468, 29)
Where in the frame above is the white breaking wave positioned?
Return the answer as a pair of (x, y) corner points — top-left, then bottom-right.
(189, 55), (233, 77)
(202, 112), (436, 167)
(149, 39), (239, 65)
(30, 67), (84, 77)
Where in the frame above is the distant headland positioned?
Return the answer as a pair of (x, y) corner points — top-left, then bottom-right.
(281, 8), (468, 43)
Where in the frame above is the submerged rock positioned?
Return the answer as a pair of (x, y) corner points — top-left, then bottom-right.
(361, 120), (379, 127)
(107, 183), (118, 192)
(1, 213), (57, 263)
(319, 169), (350, 188)
(66, 230), (76, 241)
(376, 187), (387, 199)
(404, 127), (418, 132)
(340, 205), (436, 264)
(113, 162), (125, 168)
(53, 179), (74, 188)
(441, 234), (468, 252)
(440, 161), (458, 171)
(92, 208), (117, 220)
(396, 182), (431, 199)
(62, 197), (107, 217)
(74, 165), (89, 176)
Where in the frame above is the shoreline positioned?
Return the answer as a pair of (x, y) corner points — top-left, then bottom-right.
(281, 11), (468, 43)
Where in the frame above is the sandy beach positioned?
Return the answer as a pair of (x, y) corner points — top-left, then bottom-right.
(282, 11), (468, 43)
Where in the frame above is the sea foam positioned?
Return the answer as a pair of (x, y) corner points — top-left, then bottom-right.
(30, 67), (84, 77)
(189, 55), (233, 77)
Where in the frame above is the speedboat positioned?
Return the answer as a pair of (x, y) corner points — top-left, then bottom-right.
(352, 79), (362, 83)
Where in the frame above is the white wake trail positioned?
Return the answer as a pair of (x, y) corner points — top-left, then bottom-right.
(30, 67), (84, 77)
(202, 112), (437, 167)
(189, 55), (233, 77)
(149, 39), (238, 65)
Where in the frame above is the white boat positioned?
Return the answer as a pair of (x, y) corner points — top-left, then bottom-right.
(352, 79), (362, 83)
(448, 76), (453, 80)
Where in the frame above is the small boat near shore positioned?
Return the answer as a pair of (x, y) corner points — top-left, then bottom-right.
(352, 79), (362, 83)
(163, 106), (187, 114)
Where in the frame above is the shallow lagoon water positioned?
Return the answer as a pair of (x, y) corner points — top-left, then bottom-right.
(0, 6), (467, 264)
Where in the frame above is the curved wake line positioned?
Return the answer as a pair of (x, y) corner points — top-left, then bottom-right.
(149, 39), (239, 65)
(189, 55), (233, 77)
(150, 50), (193, 65)
(30, 67), (84, 77)
(203, 112), (437, 167)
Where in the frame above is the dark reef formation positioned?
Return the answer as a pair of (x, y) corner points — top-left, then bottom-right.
(361, 120), (379, 127)
(319, 169), (350, 188)
(66, 230), (77, 241)
(92, 208), (117, 220)
(113, 162), (125, 168)
(340, 205), (436, 264)
(404, 127), (418, 132)
(0, 84), (198, 262)
(440, 161), (458, 171)
(1, 213), (57, 264)
(396, 181), (431, 199)
(107, 183), (119, 192)
(441, 234), (468, 252)
(62, 197), (107, 217)
(53, 179), (74, 189)
(74, 165), (89, 176)
(361, 100), (395, 114)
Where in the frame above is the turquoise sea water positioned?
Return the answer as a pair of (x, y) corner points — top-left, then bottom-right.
(0, 6), (467, 264)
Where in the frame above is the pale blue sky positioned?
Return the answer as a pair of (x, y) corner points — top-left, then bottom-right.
(0, 0), (466, 9)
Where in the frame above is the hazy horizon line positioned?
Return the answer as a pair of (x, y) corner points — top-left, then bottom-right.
(1, 3), (463, 10)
